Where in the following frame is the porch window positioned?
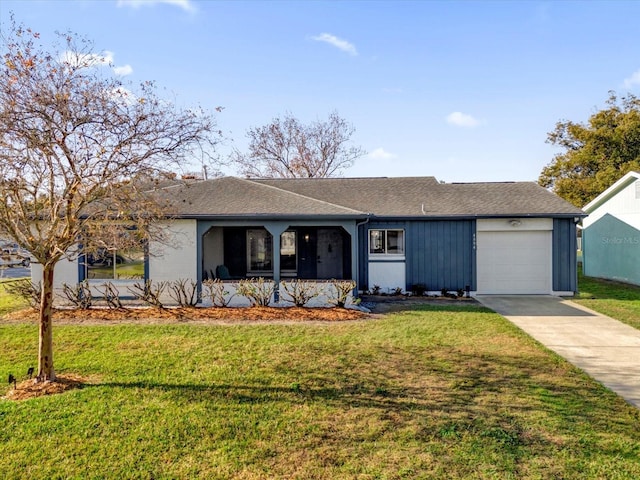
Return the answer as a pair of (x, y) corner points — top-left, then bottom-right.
(369, 229), (404, 255)
(247, 229), (273, 273)
(281, 230), (297, 272)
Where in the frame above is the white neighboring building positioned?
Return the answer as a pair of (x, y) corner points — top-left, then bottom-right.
(582, 171), (640, 286)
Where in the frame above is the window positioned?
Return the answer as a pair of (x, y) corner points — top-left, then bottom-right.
(280, 230), (297, 271)
(84, 227), (145, 280)
(369, 229), (404, 255)
(86, 247), (145, 280)
(247, 229), (273, 273)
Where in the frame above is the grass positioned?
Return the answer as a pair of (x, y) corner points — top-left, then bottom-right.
(574, 267), (640, 330)
(0, 278), (30, 316)
(2, 305), (640, 479)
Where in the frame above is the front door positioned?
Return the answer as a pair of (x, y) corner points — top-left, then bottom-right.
(317, 228), (343, 279)
(297, 228), (317, 279)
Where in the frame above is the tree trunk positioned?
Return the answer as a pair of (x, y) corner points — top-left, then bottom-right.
(37, 263), (56, 382)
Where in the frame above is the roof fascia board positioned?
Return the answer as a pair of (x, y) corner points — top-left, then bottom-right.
(171, 213), (369, 221)
(368, 213), (586, 221)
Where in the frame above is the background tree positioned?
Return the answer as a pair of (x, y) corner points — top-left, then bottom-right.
(233, 111), (365, 178)
(539, 91), (640, 207)
(0, 20), (220, 382)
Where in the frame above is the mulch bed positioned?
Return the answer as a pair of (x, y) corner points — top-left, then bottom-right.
(3, 374), (89, 401)
(2, 305), (369, 324)
(2, 295), (479, 325)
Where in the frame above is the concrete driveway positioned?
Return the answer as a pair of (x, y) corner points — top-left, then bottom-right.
(476, 295), (640, 408)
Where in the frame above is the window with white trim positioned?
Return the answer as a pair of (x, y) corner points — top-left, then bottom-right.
(369, 229), (404, 255)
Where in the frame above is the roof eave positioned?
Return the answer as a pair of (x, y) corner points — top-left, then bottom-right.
(369, 213), (586, 221)
(171, 213), (370, 221)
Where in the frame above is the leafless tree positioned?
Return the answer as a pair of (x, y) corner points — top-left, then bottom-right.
(0, 20), (221, 382)
(233, 111), (365, 178)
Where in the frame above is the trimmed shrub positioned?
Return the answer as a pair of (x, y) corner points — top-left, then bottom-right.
(202, 278), (234, 307)
(127, 280), (167, 309)
(281, 280), (321, 307)
(327, 279), (356, 308)
(61, 280), (92, 309)
(236, 278), (274, 307)
(168, 278), (199, 307)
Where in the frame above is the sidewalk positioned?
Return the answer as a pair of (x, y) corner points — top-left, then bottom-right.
(476, 295), (640, 408)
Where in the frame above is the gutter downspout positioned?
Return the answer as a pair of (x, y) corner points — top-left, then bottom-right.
(354, 215), (371, 296)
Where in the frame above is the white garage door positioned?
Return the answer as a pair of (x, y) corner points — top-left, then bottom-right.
(477, 231), (551, 294)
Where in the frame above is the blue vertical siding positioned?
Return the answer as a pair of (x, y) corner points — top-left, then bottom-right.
(552, 218), (578, 292)
(406, 220), (475, 292)
(358, 220), (475, 292)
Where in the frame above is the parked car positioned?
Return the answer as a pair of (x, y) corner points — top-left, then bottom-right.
(86, 249), (126, 267)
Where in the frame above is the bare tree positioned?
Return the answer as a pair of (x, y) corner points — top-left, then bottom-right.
(233, 111), (365, 178)
(0, 20), (221, 382)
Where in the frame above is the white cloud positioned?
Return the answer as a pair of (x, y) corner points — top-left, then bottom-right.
(60, 50), (114, 68)
(446, 111), (481, 127)
(60, 50), (133, 76)
(311, 33), (357, 56)
(368, 148), (397, 160)
(113, 64), (134, 76)
(116, 0), (196, 13)
(623, 69), (640, 89)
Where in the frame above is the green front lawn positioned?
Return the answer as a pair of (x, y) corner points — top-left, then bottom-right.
(575, 268), (640, 330)
(0, 279), (29, 316)
(2, 306), (639, 479)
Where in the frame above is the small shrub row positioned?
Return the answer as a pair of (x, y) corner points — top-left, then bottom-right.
(8, 278), (358, 310)
(364, 283), (470, 298)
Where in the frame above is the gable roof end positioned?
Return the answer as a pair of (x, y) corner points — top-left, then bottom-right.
(583, 171), (640, 213)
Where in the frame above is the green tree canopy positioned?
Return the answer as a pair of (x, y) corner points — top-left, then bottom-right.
(539, 92), (640, 207)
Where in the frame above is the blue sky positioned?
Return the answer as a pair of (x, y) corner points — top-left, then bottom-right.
(2, 0), (639, 183)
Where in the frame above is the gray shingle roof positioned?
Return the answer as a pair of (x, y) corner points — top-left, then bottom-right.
(158, 176), (584, 218)
(158, 176), (364, 217)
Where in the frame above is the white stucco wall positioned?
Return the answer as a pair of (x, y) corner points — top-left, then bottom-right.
(368, 259), (406, 294)
(148, 219), (197, 303)
(31, 255), (79, 301)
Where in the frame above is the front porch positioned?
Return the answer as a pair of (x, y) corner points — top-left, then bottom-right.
(197, 220), (359, 298)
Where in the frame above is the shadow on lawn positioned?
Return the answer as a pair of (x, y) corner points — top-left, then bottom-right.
(88, 346), (631, 434)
